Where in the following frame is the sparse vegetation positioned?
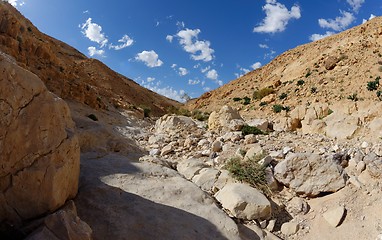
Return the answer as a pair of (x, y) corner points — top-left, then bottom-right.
(241, 125), (265, 136)
(243, 96), (251, 105)
(377, 90), (382, 101)
(379, 66), (382, 72)
(259, 101), (268, 107)
(273, 104), (283, 113)
(253, 87), (275, 100)
(87, 114), (98, 121)
(311, 86), (317, 93)
(305, 69), (312, 78)
(225, 155), (268, 194)
(232, 97), (242, 102)
(347, 93), (359, 101)
(279, 92), (288, 100)
(297, 79), (305, 86)
(143, 108), (151, 118)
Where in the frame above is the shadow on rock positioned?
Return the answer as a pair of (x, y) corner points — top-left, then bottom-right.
(75, 153), (230, 240)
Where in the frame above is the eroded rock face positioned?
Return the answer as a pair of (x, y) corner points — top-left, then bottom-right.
(154, 114), (197, 134)
(0, 53), (80, 227)
(274, 153), (347, 197)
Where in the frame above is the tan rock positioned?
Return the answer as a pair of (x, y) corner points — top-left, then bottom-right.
(323, 206), (346, 227)
(0, 54), (79, 226)
(281, 222), (299, 236)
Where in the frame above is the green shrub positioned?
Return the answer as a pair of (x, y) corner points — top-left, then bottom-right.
(242, 96), (251, 105)
(87, 114), (98, 121)
(377, 90), (382, 101)
(311, 87), (317, 93)
(259, 101), (268, 107)
(253, 88), (275, 100)
(143, 108), (151, 118)
(233, 97), (242, 102)
(225, 157), (268, 193)
(241, 125), (265, 136)
(367, 81), (379, 91)
(297, 79), (305, 86)
(273, 104), (283, 113)
(191, 110), (210, 121)
(279, 92), (288, 100)
(347, 93), (358, 101)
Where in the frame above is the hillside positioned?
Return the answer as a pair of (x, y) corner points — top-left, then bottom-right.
(0, 2), (180, 116)
(187, 17), (382, 117)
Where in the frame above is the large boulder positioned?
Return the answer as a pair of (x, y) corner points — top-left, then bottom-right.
(0, 53), (80, 227)
(208, 105), (244, 131)
(154, 114), (197, 134)
(214, 183), (271, 220)
(274, 153), (347, 197)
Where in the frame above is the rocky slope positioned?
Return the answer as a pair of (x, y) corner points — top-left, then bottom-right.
(0, 2), (180, 116)
(187, 16), (382, 118)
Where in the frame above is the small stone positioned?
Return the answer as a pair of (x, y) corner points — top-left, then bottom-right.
(260, 220), (268, 229)
(376, 233), (382, 240)
(244, 134), (257, 144)
(348, 176), (363, 189)
(281, 222), (299, 236)
(149, 149), (160, 156)
(160, 144), (174, 156)
(361, 141), (369, 149)
(323, 206), (346, 227)
(267, 219), (276, 231)
(356, 161), (366, 173)
(211, 140), (223, 152)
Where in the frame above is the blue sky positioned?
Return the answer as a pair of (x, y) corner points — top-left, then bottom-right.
(7, 0), (382, 102)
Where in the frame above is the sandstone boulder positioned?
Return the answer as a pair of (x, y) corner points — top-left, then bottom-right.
(215, 183), (271, 220)
(274, 153), (347, 197)
(208, 105), (244, 131)
(154, 114), (197, 134)
(0, 53), (80, 227)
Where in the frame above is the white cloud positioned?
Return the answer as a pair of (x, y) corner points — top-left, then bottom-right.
(109, 35), (134, 50)
(188, 79), (200, 85)
(147, 77), (155, 82)
(259, 44), (269, 49)
(176, 21), (185, 29)
(144, 84), (185, 102)
(176, 28), (215, 62)
(135, 50), (163, 68)
(193, 64), (201, 69)
(166, 35), (174, 43)
(178, 67), (189, 76)
(171, 64), (177, 68)
(318, 11), (355, 31)
(203, 87), (211, 91)
(251, 62), (262, 70)
(362, 14), (376, 24)
(201, 66), (211, 73)
(347, 0), (365, 12)
(253, 0), (301, 33)
(4, 0), (19, 6)
(80, 18), (108, 47)
(217, 80), (224, 86)
(264, 50), (276, 59)
(206, 69), (218, 80)
(88, 46), (105, 57)
(309, 31), (334, 41)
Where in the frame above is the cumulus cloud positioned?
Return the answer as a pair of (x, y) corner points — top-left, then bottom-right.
(206, 69), (218, 80)
(143, 84), (186, 102)
(166, 35), (174, 43)
(251, 62), (262, 70)
(253, 0), (301, 33)
(347, 0), (365, 12)
(109, 35), (134, 50)
(88, 46), (105, 57)
(80, 18), (108, 47)
(309, 31), (335, 41)
(178, 67), (189, 76)
(318, 11), (355, 31)
(201, 66), (211, 73)
(362, 14), (376, 24)
(188, 79), (200, 85)
(176, 28), (215, 62)
(147, 77), (155, 82)
(135, 50), (163, 67)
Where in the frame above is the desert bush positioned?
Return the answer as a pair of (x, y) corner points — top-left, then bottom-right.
(253, 87), (275, 100)
(233, 97), (242, 102)
(241, 125), (265, 136)
(367, 80), (379, 91)
(347, 93), (358, 101)
(297, 79), (305, 86)
(191, 110), (210, 121)
(243, 96), (251, 105)
(143, 108), (151, 118)
(311, 86), (317, 93)
(279, 92), (288, 100)
(225, 156), (268, 193)
(259, 101), (268, 106)
(273, 104), (283, 113)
